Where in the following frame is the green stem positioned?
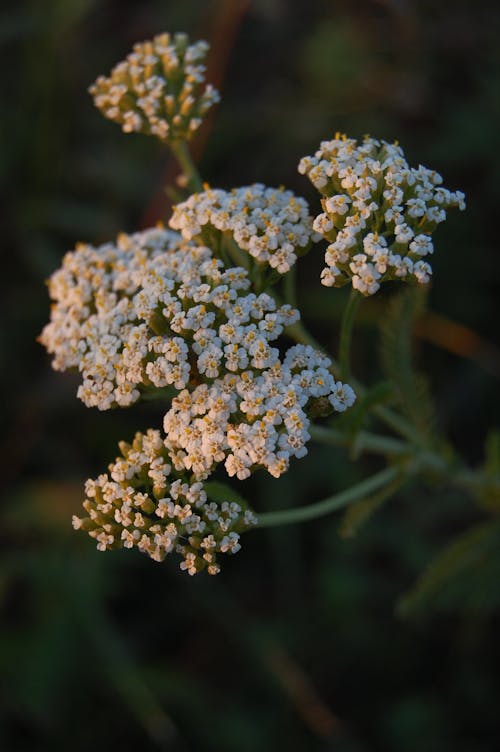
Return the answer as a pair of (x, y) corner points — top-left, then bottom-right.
(170, 140), (203, 193)
(253, 266), (266, 294)
(283, 264), (297, 308)
(216, 233), (232, 268)
(257, 423), (495, 529)
(339, 289), (361, 382)
(310, 424), (470, 484)
(310, 424), (410, 457)
(257, 465), (402, 528)
(223, 233), (251, 271)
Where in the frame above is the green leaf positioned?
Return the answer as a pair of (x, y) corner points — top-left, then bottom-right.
(397, 520), (500, 617)
(379, 287), (435, 442)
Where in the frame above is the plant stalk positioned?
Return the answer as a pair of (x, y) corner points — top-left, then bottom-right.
(283, 264), (298, 308)
(170, 141), (203, 193)
(257, 465), (402, 528)
(310, 424), (410, 457)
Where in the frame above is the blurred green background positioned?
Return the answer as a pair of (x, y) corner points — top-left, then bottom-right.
(2, 0), (500, 750)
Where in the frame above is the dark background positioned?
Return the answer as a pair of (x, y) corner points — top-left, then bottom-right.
(2, 1), (500, 750)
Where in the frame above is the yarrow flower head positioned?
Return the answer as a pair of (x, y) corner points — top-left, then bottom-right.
(298, 134), (466, 295)
(73, 429), (257, 575)
(89, 32), (220, 143)
(169, 184), (320, 274)
(163, 345), (356, 481)
(39, 226), (302, 411)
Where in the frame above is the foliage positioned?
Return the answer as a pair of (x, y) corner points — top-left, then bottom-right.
(379, 287), (435, 442)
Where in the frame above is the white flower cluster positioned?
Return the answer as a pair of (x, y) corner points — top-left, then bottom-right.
(299, 134), (466, 295)
(40, 223), (356, 477)
(72, 429), (257, 575)
(42, 224), (356, 574)
(39, 227), (300, 411)
(164, 345), (355, 480)
(89, 32), (220, 143)
(169, 184), (319, 274)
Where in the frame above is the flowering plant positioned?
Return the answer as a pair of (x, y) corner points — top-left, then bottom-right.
(40, 31), (498, 595)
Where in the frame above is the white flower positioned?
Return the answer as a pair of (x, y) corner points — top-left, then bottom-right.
(352, 264), (381, 296)
(219, 532), (241, 554)
(324, 194), (351, 215)
(329, 382), (356, 412)
(409, 234), (434, 257)
(394, 223), (414, 244)
(320, 267), (338, 287)
(312, 213), (334, 234)
(413, 260), (432, 284)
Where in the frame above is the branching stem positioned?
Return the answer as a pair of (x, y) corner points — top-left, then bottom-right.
(257, 466), (402, 528)
(310, 424), (410, 457)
